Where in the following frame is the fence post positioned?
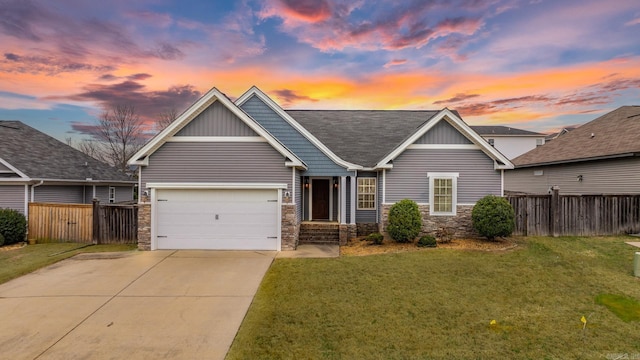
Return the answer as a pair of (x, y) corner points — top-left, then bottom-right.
(550, 187), (560, 237)
(92, 199), (100, 245)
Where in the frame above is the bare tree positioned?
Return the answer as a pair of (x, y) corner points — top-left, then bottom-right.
(77, 139), (107, 163)
(156, 108), (179, 132)
(96, 104), (146, 173)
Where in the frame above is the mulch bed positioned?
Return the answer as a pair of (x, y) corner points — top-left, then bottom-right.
(0, 242), (27, 252)
(340, 237), (519, 256)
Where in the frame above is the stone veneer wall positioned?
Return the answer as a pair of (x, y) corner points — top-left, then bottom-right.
(137, 195), (151, 250)
(281, 204), (299, 250)
(339, 224), (357, 245)
(357, 223), (379, 237)
(380, 204), (478, 240)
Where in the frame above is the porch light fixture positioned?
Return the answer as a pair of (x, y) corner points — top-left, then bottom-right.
(577, 175), (583, 182)
(334, 179), (339, 188)
(304, 178), (309, 188)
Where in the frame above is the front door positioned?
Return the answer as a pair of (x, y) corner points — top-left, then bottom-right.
(312, 179), (330, 220)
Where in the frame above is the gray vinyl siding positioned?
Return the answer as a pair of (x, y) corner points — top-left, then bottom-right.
(94, 186), (110, 203)
(115, 186), (134, 203)
(385, 149), (501, 203)
(34, 185), (84, 203)
(240, 95), (350, 176)
(303, 184), (309, 220)
(0, 185), (25, 213)
(175, 101), (258, 136)
(415, 121), (472, 144)
(505, 157), (640, 195)
(295, 170), (302, 221)
(141, 142), (291, 192)
(356, 172), (377, 223)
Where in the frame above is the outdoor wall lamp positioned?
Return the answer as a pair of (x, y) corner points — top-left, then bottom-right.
(304, 178), (309, 188)
(334, 179), (339, 188)
(577, 175), (583, 182)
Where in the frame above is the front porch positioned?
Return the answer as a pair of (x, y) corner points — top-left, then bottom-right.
(298, 221), (356, 246)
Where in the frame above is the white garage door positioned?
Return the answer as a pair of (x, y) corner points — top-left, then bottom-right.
(155, 189), (279, 250)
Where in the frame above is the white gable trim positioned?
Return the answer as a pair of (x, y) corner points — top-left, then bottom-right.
(0, 157), (29, 179)
(376, 109), (514, 170)
(236, 86), (363, 171)
(128, 87), (307, 170)
(167, 136), (266, 143)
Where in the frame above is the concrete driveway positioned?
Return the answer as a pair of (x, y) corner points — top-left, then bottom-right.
(0, 249), (275, 359)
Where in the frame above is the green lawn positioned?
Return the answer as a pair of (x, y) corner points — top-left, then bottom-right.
(0, 243), (137, 285)
(228, 237), (640, 359)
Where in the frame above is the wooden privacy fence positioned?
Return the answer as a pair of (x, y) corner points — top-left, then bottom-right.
(28, 201), (138, 244)
(507, 190), (640, 236)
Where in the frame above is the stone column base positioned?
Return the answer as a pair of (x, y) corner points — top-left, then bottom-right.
(339, 224), (357, 245)
(137, 203), (151, 251)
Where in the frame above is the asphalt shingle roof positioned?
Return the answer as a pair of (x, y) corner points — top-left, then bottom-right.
(512, 106), (640, 167)
(285, 110), (440, 167)
(471, 125), (544, 136)
(0, 121), (133, 181)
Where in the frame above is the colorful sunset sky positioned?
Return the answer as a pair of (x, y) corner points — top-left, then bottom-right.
(1, 0), (639, 142)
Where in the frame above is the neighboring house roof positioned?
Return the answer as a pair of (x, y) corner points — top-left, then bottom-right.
(545, 125), (579, 141)
(129, 87), (307, 169)
(513, 106), (640, 167)
(0, 121), (133, 182)
(471, 125), (544, 137)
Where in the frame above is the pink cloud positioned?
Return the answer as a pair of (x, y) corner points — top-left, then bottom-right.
(260, 1), (484, 53)
(383, 59), (407, 68)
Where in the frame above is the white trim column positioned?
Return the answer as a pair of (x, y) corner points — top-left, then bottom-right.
(24, 184), (29, 219)
(340, 176), (346, 224)
(350, 176), (356, 225)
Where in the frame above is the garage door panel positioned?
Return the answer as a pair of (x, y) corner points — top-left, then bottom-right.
(155, 189), (279, 250)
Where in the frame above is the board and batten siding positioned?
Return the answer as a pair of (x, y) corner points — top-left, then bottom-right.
(414, 120), (472, 144)
(505, 157), (640, 195)
(0, 185), (25, 213)
(385, 149), (501, 203)
(240, 95), (350, 176)
(34, 185), (84, 204)
(141, 142), (291, 192)
(175, 101), (258, 137)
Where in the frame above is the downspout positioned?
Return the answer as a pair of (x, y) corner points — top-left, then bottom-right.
(30, 180), (44, 202)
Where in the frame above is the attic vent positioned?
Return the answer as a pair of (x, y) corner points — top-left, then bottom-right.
(533, 170), (543, 176)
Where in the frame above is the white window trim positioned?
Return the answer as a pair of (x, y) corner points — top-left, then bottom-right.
(427, 172), (458, 216)
(109, 186), (116, 203)
(357, 177), (376, 210)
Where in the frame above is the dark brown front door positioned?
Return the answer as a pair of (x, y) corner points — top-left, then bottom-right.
(312, 179), (330, 220)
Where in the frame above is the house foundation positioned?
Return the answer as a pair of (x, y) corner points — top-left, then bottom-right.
(380, 204), (478, 241)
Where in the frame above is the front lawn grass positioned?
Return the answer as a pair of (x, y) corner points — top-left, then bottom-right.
(0, 243), (137, 285)
(228, 236), (640, 359)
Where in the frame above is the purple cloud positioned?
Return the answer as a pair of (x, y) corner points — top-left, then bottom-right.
(2, 52), (116, 75)
(45, 81), (202, 122)
(272, 89), (319, 106)
(434, 93), (480, 104)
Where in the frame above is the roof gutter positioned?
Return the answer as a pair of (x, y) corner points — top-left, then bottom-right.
(30, 180), (44, 202)
(514, 152), (638, 168)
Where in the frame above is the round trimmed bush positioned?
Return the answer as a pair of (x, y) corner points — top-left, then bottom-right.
(387, 199), (422, 243)
(472, 195), (515, 240)
(366, 232), (384, 245)
(0, 208), (27, 245)
(417, 235), (437, 248)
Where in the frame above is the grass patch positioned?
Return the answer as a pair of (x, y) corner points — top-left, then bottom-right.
(0, 243), (137, 285)
(228, 236), (640, 359)
(596, 293), (640, 322)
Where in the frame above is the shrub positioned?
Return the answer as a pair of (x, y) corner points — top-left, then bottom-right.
(366, 232), (384, 245)
(387, 199), (422, 243)
(0, 208), (27, 245)
(0, 233), (4, 247)
(472, 195), (515, 240)
(417, 235), (437, 248)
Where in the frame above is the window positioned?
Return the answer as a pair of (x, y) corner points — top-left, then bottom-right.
(357, 178), (376, 210)
(428, 173), (458, 216)
(536, 138), (544, 147)
(488, 138), (495, 146)
(109, 186), (116, 203)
